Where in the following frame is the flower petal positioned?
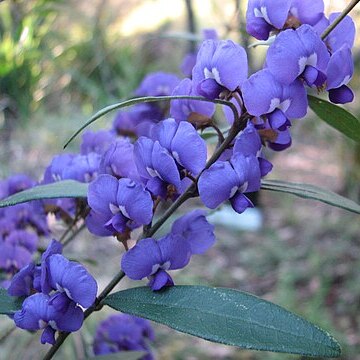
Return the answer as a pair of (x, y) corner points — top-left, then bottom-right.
(47, 254), (97, 308)
(117, 178), (153, 225)
(87, 174), (118, 215)
(148, 269), (174, 291)
(121, 238), (162, 280)
(171, 121), (207, 174)
(198, 161), (240, 209)
(158, 234), (191, 270)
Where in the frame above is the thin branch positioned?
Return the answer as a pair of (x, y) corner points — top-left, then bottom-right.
(321, 0), (360, 40)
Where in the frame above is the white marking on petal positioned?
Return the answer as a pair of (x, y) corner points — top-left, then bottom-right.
(64, 287), (73, 300)
(172, 151), (181, 165)
(39, 320), (47, 329)
(48, 320), (58, 330)
(239, 181), (249, 193)
(204, 67), (223, 86)
(161, 261), (171, 271)
(254, 7), (271, 24)
(268, 98), (281, 113)
(339, 75), (351, 87)
(119, 205), (130, 219)
(278, 99), (291, 113)
(150, 263), (160, 275)
(230, 186), (238, 198)
(109, 203), (120, 215)
(289, 6), (299, 18)
(211, 67), (222, 85)
(204, 67), (213, 79)
(268, 98), (291, 114)
(298, 53), (318, 74)
(146, 167), (158, 178)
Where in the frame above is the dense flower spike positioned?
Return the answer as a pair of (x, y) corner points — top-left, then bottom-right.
(192, 39), (248, 99)
(93, 314), (155, 359)
(87, 175), (153, 236)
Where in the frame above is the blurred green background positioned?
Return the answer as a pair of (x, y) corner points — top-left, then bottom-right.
(0, 0), (359, 359)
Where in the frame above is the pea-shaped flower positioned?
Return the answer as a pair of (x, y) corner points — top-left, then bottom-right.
(192, 39), (248, 99)
(86, 175), (153, 237)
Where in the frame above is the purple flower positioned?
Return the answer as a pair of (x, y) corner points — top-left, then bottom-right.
(43, 154), (75, 184)
(6, 174), (36, 196)
(7, 263), (36, 297)
(170, 78), (216, 123)
(315, 13), (355, 53)
(0, 240), (32, 273)
(326, 45), (354, 104)
(246, 0), (324, 40)
(93, 314), (155, 359)
(180, 28), (219, 76)
(266, 25), (329, 86)
(198, 123), (272, 213)
(121, 235), (191, 291)
(151, 118), (207, 175)
(62, 153), (101, 183)
(80, 130), (116, 155)
(6, 202), (49, 236)
(45, 254), (97, 307)
(192, 39), (248, 99)
(113, 104), (163, 138)
(171, 209), (215, 254)
(134, 118), (206, 198)
(242, 69), (308, 130)
(99, 138), (139, 181)
(14, 292), (84, 345)
(87, 175), (153, 236)
(135, 72), (180, 97)
(5, 230), (38, 253)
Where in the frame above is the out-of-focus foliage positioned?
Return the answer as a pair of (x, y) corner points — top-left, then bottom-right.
(0, 0), (58, 117)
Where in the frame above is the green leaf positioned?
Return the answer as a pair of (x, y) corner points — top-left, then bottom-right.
(0, 289), (23, 315)
(0, 180), (88, 208)
(86, 351), (147, 360)
(261, 179), (360, 214)
(64, 96), (238, 148)
(104, 286), (341, 358)
(308, 95), (360, 142)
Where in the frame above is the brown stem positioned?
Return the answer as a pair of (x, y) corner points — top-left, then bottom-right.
(321, 0), (360, 40)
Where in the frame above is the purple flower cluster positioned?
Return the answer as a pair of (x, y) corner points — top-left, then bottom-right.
(240, 1), (356, 149)
(0, 175), (48, 287)
(93, 314), (155, 359)
(7, 240), (97, 345)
